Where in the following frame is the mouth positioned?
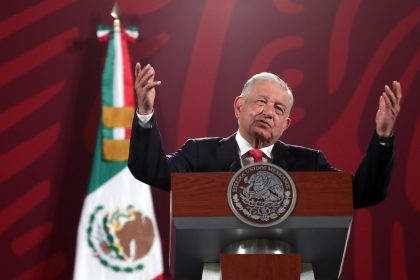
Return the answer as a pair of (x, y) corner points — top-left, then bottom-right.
(255, 119), (272, 128)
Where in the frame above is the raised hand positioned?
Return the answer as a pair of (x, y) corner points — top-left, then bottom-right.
(134, 62), (161, 115)
(376, 81), (402, 137)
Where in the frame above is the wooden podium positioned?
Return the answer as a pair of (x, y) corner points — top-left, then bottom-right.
(170, 172), (353, 279)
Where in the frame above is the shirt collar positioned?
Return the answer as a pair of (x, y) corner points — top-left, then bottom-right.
(235, 131), (273, 159)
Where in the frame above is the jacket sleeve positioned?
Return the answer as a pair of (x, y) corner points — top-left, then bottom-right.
(127, 114), (198, 191)
(128, 114), (172, 191)
(352, 131), (394, 208)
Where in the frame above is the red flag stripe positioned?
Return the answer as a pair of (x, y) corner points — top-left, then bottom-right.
(121, 30), (135, 107)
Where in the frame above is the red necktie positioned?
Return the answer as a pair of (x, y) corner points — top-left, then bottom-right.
(249, 149), (263, 163)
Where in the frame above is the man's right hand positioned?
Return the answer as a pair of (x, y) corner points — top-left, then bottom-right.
(134, 62), (161, 115)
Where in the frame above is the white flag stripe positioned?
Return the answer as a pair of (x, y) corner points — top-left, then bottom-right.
(97, 30), (110, 38)
(113, 25), (124, 107)
(125, 30), (139, 39)
(112, 128), (126, 140)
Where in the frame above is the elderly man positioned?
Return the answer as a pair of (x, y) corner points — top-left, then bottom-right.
(128, 63), (401, 208)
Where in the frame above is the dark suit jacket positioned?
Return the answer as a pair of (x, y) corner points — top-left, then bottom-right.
(128, 114), (394, 209)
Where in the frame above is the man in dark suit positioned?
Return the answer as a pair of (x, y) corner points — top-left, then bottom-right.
(128, 63), (402, 208)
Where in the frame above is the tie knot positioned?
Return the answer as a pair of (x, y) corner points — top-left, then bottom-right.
(249, 149), (263, 163)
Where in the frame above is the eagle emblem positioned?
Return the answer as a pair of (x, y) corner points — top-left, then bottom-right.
(227, 163), (296, 227)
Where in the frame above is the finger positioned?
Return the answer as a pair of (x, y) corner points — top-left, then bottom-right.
(140, 64), (151, 78)
(384, 89), (400, 116)
(382, 93), (399, 117)
(378, 95), (386, 111)
(147, 67), (156, 82)
(135, 62), (141, 78)
(134, 63), (140, 84)
(144, 80), (162, 90)
(134, 63), (144, 88)
(138, 65), (153, 83)
(385, 83), (401, 114)
(393, 81), (402, 103)
(140, 67), (155, 86)
(381, 91), (393, 110)
(384, 85), (397, 107)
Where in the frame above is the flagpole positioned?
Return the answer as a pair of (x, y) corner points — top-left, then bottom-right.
(111, 3), (120, 28)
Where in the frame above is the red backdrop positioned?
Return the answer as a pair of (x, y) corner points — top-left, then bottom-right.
(1, 0), (419, 279)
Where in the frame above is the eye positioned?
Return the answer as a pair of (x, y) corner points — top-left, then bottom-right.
(275, 105), (285, 115)
(256, 99), (266, 105)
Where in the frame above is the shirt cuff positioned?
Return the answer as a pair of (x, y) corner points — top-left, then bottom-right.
(136, 110), (154, 128)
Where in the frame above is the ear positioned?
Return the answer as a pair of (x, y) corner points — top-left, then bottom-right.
(234, 96), (243, 118)
(283, 117), (292, 131)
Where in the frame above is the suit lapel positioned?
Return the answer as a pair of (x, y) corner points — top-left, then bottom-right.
(272, 141), (294, 171)
(216, 135), (294, 172)
(217, 133), (242, 171)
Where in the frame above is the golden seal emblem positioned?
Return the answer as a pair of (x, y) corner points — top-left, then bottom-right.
(227, 163), (297, 227)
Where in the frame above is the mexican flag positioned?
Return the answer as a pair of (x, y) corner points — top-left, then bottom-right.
(73, 22), (163, 280)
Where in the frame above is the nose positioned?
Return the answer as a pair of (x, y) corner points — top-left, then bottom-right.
(262, 103), (274, 118)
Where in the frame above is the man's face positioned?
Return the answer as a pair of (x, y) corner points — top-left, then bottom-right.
(234, 80), (292, 147)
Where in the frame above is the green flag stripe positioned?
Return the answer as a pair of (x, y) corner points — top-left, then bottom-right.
(88, 121), (127, 194)
(102, 128), (114, 139)
(97, 25), (111, 31)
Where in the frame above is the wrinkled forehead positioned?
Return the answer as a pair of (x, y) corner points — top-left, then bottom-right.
(248, 80), (292, 102)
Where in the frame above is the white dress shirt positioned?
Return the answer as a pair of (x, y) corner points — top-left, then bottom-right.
(235, 131), (273, 166)
(136, 110), (154, 128)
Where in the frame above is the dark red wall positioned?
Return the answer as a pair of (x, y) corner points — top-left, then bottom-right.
(1, 0), (419, 279)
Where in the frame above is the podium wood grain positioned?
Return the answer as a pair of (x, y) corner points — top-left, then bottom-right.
(220, 254), (301, 280)
(172, 172), (353, 217)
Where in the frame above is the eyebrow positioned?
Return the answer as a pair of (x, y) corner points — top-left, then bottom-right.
(255, 93), (288, 108)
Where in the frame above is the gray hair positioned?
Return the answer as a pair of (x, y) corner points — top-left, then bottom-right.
(240, 72), (294, 115)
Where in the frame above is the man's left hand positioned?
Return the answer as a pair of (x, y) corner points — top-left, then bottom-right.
(376, 81), (402, 137)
